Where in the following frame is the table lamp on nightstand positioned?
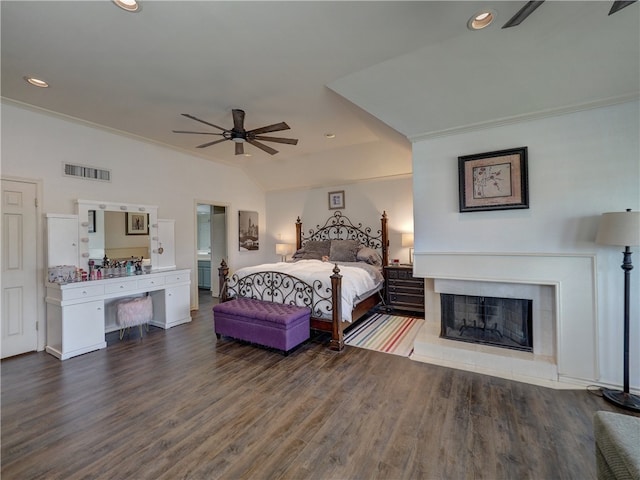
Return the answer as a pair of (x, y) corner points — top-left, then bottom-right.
(401, 233), (414, 265)
(276, 243), (295, 262)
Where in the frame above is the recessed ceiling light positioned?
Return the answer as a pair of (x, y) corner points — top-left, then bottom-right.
(324, 133), (336, 139)
(24, 76), (49, 88)
(468, 10), (495, 30)
(113, 0), (140, 13)
(244, 153), (252, 157)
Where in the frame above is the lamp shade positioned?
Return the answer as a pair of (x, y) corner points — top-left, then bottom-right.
(275, 243), (294, 255)
(596, 210), (640, 247)
(401, 233), (414, 248)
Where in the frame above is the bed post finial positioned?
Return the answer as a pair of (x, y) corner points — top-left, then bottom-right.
(295, 216), (303, 251)
(381, 211), (389, 267)
(218, 259), (230, 302)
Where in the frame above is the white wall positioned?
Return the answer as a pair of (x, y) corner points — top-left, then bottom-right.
(412, 100), (640, 388)
(266, 176), (414, 264)
(1, 101), (270, 313)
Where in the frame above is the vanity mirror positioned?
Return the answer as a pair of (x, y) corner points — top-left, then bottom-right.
(76, 199), (162, 270)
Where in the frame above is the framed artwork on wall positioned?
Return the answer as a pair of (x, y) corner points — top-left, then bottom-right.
(125, 212), (149, 235)
(239, 210), (259, 251)
(458, 146), (529, 212)
(328, 190), (345, 210)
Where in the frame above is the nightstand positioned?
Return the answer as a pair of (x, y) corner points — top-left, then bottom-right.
(384, 264), (425, 314)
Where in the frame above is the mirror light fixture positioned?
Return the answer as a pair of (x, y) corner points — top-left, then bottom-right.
(401, 233), (414, 264)
(276, 243), (295, 262)
(596, 208), (640, 412)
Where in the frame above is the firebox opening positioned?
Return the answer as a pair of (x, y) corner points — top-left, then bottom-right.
(440, 294), (533, 352)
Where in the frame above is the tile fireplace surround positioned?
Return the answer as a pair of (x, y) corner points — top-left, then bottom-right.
(412, 253), (598, 389)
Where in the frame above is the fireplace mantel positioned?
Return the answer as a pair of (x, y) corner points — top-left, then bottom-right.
(413, 252), (598, 386)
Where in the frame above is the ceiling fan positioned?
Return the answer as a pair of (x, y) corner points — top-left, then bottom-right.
(172, 109), (298, 155)
(502, 0), (636, 28)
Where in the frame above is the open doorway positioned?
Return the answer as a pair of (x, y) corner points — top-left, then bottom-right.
(196, 203), (227, 300)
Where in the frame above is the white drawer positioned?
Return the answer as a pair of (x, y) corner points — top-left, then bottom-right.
(137, 276), (165, 289)
(62, 284), (105, 301)
(165, 273), (189, 285)
(105, 279), (138, 294)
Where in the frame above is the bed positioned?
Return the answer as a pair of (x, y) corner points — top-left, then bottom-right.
(218, 211), (389, 350)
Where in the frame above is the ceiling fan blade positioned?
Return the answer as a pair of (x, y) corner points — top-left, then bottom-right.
(232, 109), (246, 131)
(196, 138), (229, 149)
(247, 139), (278, 155)
(181, 113), (229, 132)
(502, 1), (545, 28)
(253, 135), (299, 145)
(609, 0), (637, 15)
(172, 130), (223, 135)
(247, 122), (291, 135)
(235, 142), (244, 155)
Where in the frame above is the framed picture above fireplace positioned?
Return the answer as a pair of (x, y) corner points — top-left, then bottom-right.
(458, 146), (529, 212)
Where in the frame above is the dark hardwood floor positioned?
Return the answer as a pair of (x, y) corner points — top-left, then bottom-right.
(1, 290), (634, 479)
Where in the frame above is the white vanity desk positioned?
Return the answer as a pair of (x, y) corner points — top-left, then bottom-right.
(45, 269), (191, 360)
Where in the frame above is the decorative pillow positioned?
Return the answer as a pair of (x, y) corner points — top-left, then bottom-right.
(292, 240), (331, 260)
(329, 239), (360, 262)
(357, 246), (382, 266)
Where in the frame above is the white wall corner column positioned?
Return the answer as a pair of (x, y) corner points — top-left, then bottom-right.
(412, 252), (598, 387)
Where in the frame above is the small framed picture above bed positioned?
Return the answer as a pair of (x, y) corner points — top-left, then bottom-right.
(328, 190), (345, 210)
(238, 210), (259, 251)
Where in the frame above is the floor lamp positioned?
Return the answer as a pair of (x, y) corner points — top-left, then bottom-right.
(596, 209), (640, 412)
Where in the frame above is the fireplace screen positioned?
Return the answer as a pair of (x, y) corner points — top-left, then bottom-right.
(440, 294), (533, 352)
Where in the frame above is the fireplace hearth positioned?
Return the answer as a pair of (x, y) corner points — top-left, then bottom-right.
(440, 294), (533, 352)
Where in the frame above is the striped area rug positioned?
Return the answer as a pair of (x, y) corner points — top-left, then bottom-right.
(344, 313), (424, 357)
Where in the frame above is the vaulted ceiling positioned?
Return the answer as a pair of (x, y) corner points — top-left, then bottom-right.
(2, 1), (638, 191)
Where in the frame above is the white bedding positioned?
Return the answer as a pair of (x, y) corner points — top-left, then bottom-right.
(229, 260), (383, 322)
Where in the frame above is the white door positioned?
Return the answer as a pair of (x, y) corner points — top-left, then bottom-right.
(1, 179), (38, 358)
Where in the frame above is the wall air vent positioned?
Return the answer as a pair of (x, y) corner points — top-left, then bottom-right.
(63, 163), (111, 182)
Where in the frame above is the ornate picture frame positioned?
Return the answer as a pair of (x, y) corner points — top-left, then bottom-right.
(458, 147), (529, 212)
(328, 190), (345, 210)
(238, 210), (259, 251)
(125, 212), (149, 235)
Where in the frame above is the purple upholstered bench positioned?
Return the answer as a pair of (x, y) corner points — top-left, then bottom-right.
(213, 298), (311, 354)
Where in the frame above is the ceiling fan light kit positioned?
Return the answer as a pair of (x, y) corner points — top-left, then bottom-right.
(173, 109), (298, 156)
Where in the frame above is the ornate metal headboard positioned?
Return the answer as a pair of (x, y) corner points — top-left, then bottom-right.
(295, 211), (389, 266)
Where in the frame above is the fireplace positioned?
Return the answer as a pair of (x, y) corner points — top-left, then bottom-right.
(411, 253), (598, 387)
(440, 293), (533, 352)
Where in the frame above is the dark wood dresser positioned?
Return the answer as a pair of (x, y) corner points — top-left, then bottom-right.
(384, 264), (425, 314)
